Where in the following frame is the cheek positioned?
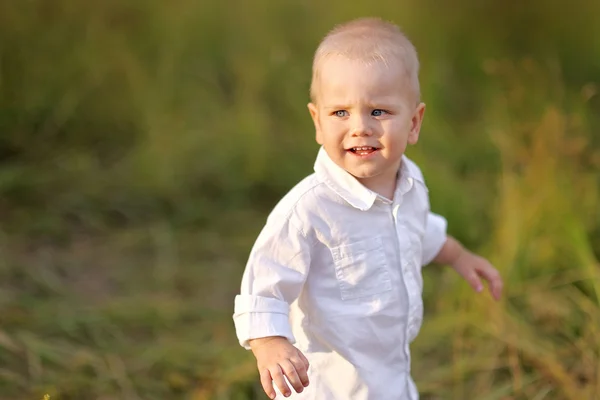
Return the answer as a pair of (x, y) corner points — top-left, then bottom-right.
(384, 120), (407, 140)
(320, 120), (345, 141)
(381, 123), (410, 151)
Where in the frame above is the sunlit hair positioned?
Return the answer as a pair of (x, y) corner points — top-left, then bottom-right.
(310, 17), (420, 104)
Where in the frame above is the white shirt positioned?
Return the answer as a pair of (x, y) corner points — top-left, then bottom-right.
(233, 147), (448, 400)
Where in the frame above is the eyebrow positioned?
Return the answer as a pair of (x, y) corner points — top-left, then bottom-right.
(323, 101), (400, 111)
(323, 104), (349, 111)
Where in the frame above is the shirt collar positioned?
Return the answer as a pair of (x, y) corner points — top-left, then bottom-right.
(313, 146), (424, 211)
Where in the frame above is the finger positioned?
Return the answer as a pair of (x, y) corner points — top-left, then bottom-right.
(493, 279), (503, 301)
(478, 267), (503, 301)
(291, 354), (310, 387)
(271, 364), (291, 397)
(298, 349), (310, 369)
(259, 368), (276, 399)
(465, 271), (483, 293)
(297, 351), (310, 384)
(280, 359), (305, 394)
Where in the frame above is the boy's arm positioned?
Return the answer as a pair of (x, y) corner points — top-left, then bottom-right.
(432, 235), (503, 300)
(421, 212), (448, 266)
(233, 215), (312, 398)
(422, 212), (503, 301)
(233, 215), (311, 348)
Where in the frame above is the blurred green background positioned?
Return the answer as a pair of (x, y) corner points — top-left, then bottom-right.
(1, 1), (599, 399)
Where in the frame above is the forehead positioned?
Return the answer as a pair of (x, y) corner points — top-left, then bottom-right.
(316, 55), (410, 104)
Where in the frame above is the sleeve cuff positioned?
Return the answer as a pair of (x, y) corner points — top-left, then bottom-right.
(422, 213), (448, 266)
(233, 295), (295, 350)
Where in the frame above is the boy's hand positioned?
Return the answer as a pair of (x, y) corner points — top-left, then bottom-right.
(433, 236), (503, 301)
(451, 250), (503, 301)
(249, 336), (310, 399)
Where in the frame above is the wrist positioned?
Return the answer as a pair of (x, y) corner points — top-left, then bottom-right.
(449, 247), (470, 269)
(249, 336), (287, 350)
(433, 236), (465, 265)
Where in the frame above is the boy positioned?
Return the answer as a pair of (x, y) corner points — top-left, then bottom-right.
(233, 17), (503, 400)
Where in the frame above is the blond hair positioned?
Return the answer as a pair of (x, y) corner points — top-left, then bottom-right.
(310, 17), (420, 104)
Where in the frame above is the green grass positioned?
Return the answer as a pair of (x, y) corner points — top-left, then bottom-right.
(1, 1), (599, 399)
(0, 221), (262, 399)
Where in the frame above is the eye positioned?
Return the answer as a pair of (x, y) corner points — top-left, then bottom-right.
(334, 110), (349, 118)
(372, 109), (387, 117)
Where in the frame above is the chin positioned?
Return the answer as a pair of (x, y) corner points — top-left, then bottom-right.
(348, 168), (378, 180)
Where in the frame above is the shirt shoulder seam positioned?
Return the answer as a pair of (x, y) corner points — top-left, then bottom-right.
(279, 178), (325, 243)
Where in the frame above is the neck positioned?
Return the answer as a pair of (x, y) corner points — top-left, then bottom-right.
(356, 158), (403, 200)
(356, 170), (398, 200)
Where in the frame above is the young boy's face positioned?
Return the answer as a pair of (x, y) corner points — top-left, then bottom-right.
(308, 56), (425, 189)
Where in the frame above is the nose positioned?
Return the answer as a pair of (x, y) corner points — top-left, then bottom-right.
(350, 113), (373, 137)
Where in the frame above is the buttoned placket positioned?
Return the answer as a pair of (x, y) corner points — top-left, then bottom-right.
(391, 175), (418, 399)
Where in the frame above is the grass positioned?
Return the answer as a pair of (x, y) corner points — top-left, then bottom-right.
(413, 62), (600, 400)
(0, 1), (599, 399)
(0, 221), (262, 399)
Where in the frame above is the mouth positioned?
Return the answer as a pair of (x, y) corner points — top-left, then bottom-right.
(347, 146), (380, 156)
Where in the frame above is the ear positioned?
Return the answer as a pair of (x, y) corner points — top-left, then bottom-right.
(407, 102), (426, 145)
(307, 102), (323, 145)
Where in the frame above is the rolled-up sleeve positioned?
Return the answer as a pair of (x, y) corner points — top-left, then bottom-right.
(233, 215), (311, 349)
(421, 212), (447, 266)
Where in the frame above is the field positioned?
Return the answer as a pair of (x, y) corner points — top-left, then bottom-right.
(1, 1), (599, 399)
